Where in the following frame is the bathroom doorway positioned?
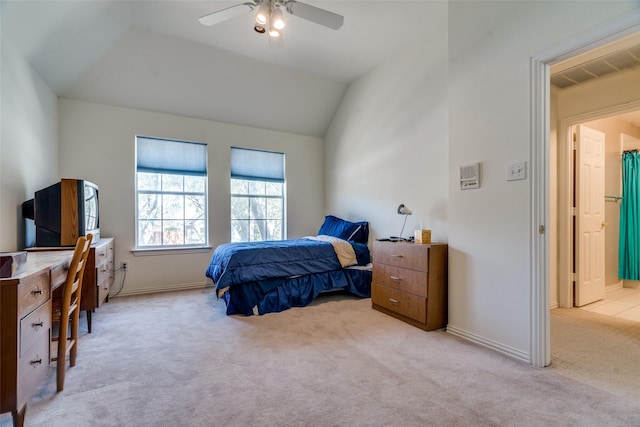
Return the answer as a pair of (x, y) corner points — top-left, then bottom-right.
(555, 104), (640, 309)
(569, 112), (640, 312)
(570, 114), (640, 319)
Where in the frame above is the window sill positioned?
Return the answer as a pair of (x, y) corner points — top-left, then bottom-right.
(131, 246), (212, 256)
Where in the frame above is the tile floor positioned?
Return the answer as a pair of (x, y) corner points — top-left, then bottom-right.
(579, 286), (640, 322)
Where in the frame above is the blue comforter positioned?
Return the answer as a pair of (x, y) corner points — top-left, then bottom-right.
(205, 238), (370, 292)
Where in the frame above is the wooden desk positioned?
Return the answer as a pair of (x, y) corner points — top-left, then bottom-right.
(27, 238), (115, 332)
(0, 250), (73, 427)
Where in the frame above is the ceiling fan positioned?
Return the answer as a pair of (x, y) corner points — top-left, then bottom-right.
(198, 0), (344, 39)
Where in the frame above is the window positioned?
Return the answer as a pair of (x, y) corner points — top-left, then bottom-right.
(136, 136), (208, 249)
(230, 147), (285, 242)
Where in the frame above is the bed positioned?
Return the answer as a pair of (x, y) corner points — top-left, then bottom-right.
(205, 215), (372, 315)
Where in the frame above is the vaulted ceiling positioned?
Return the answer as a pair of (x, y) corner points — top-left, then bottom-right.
(5, 2), (638, 136)
(1, 1), (441, 138)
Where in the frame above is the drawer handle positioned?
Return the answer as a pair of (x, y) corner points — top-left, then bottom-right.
(389, 276), (402, 281)
(32, 288), (43, 296)
(391, 254), (404, 258)
(388, 298), (399, 304)
(30, 357), (43, 366)
(32, 319), (44, 330)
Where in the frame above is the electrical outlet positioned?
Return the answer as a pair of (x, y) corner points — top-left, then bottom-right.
(122, 261), (128, 271)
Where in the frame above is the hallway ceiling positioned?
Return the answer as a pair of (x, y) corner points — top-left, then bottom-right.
(550, 44), (640, 89)
(551, 33), (640, 130)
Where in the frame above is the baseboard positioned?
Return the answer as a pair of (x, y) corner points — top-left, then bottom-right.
(446, 325), (530, 363)
(111, 281), (213, 298)
(606, 282), (623, 293)
(550, 300), (559, 310)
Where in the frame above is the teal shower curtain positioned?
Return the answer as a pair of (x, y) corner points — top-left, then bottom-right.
(619, 151), (640, 280)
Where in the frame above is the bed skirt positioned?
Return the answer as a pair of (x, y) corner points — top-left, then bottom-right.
(221, 267), (372, 315)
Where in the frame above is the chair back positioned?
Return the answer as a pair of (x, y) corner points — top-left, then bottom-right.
(53, 233), (93, 392)
(60, 233), (93, 326)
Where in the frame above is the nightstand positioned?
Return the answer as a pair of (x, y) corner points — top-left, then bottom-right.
(371, 240), (448, 330)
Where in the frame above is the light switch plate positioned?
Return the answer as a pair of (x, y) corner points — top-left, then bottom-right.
(507, 161), (526, 181)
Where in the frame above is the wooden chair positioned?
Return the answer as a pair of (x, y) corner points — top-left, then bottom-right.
(51, 233), (93, 392)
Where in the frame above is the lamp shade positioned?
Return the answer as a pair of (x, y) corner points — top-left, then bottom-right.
(271, 7), (285, 30)
(268, 22), (281, 37)
(255, 2), (269, 25)
(397, 204), (412, 215)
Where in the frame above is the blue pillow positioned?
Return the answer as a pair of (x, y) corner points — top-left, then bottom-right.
(318, 215), (369, 244)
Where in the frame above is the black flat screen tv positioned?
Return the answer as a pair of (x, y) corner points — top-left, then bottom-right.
(30, 178), (100, 247)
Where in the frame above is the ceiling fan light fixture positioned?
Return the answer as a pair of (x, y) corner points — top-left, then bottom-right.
(255, 2), (270, 25)
(268, 24), (281, 38)
(199, 0), (344, 41)
(271, 7), (285, 30)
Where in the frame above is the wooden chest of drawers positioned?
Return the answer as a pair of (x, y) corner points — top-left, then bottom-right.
(1, 251), (73, 426)
(371, 241), (448, 331)
(80, 238), (114, 332)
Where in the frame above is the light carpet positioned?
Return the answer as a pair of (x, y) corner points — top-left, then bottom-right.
(2, 288), (639, 426)
(549, 307), (640, 401)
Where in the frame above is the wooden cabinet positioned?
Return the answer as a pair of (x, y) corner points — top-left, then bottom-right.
(27, 238), (115, 333)
(1, 251), (73, 426)
(371, 241), (448, 331)
(80, 238), (114, 333)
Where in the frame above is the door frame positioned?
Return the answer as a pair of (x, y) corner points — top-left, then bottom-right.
(558, 102), (640, 309)
(530, 10), (640, 368)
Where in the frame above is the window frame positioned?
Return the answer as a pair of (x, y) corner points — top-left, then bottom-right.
(229, 147), (286, 243)
(230, 178), (285, 242)
(134, 136), (209, 252)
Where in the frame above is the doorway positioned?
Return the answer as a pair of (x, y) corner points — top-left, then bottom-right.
(559, 110), (640, 312)
(530, 13), (640, 367)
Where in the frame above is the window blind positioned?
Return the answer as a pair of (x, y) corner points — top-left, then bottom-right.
(136, 136), (207, 176)
(230, 147), (285, 183)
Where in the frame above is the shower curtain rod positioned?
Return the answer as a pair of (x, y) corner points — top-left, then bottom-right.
(622, 149), (638, 155)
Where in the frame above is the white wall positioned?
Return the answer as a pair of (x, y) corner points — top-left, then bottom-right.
(325, 2), (449, 243)
(446, 1), (637, 360)
(325, 0), (638, 363)
(446, 1), (639, 361)
(0, 37), (59, 251)
(59, 99), (325, 295)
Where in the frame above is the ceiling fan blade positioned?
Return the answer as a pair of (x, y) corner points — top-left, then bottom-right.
(198, 3), (255, 27)
(286, 1), (344, 30)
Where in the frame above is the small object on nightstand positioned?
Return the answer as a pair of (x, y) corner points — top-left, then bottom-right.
(414, 229), (431, 244)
